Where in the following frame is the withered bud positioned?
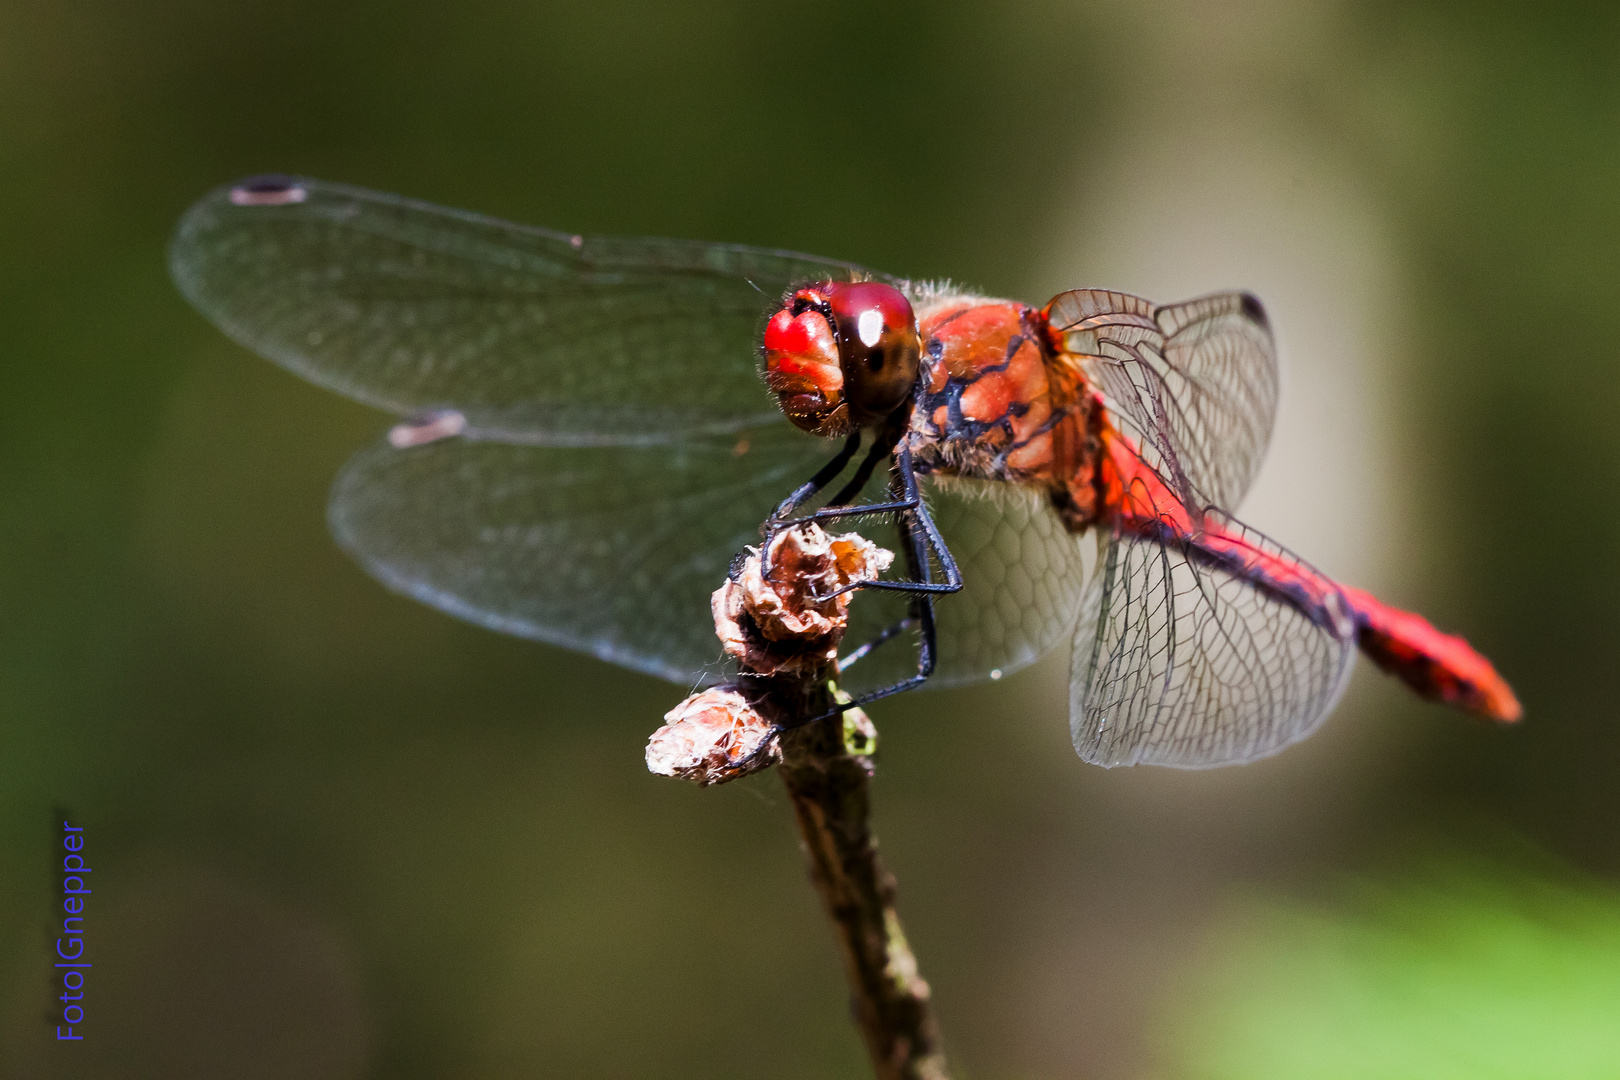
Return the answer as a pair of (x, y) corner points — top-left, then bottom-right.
(645, 686), (781, 786)
(713, 525), (894, 676)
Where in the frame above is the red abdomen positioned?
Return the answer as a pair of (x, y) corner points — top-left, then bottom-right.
(1094, 423), (1521, 722)
(1338, 585), (1521, 720)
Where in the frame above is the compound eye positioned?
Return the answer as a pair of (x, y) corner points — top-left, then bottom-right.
(825, 282), (920, 421)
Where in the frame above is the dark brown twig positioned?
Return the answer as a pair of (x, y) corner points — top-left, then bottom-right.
(777, 694), (948, 1080)
(647, 526), (949, 1080)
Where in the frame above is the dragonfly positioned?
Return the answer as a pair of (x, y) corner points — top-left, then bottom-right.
(170, 175), (1519, 769)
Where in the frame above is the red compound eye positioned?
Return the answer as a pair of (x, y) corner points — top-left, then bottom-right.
(763, 291), (848, 435)
(763, 282), (920, 436)
(823, 282), (920, 423)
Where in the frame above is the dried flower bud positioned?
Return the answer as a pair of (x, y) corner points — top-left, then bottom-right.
(645, 686), (781, 786)
(713, 525), (895, 676)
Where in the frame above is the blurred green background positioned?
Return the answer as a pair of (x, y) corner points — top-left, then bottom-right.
(1, 1), (1616, 1077)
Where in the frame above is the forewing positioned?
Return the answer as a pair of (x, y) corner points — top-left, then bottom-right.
(170, 177), (875, 443)
(1069, 519), (1355, 768)
(328, 422), (830, 684)
(1046, 289), (1277, 511)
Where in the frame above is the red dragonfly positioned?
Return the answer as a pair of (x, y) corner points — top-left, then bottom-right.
(171, 176), (1519, 768)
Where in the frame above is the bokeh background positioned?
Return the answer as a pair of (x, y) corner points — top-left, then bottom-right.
(1, 1), (1617, 1077)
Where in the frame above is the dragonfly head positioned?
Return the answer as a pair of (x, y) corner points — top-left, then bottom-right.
(764, 281), (920, 437)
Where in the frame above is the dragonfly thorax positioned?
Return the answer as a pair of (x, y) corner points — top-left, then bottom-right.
(763, 281), (921, 437)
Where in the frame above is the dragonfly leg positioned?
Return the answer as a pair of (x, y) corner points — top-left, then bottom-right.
(768, 451), (962, 740)
(798, 445), (964, 601)
(759, 431), (865, 580)
(824, 433), (896, 507)
(743, 440), (964, 760)
(762, 412), (908, 578)
(768, 431), (863, 522)
(772, 438), (915, 532)
(821, 472), (946, 708)
(836, 616), (917, 674)
(726, 524), (939, 772)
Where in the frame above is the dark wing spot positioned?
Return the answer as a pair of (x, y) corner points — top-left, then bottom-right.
(229, 175), (307, 207)
(1239, 292), (1269, 330)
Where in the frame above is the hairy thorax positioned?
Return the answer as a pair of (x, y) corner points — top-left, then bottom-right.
(905, 287), (1106, 532)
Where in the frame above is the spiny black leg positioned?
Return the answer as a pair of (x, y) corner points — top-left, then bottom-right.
(772, 451), (958, 737)
(783, 508), (941, 733)
(727, 502), (937, 773)
(836, 616), (916, 674)
(759, 431), (862, 579)
(780, 443), (933, 531)
(770, 431), (862, 523)
(829, 452), (933, 675)
(838, 475), (941, 700)
(825, 435), (895, 507)
(868, 444), (961, 597)
(793, 445), (964, 600)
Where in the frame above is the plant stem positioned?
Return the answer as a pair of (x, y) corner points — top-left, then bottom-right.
(777, 699), (950, 1080)
(653, 523), (949, 1078)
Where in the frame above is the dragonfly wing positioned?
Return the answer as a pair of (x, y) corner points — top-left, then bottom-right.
(829, 478), (1089, 696)
(925, 480), (1090, 687)
(1047, 289), (1277, 511)
(328, 420), (832, 684)
(171, 177), (877, 443)
(1070, 520), (1355, 768)
(330, 419), (1085, 689)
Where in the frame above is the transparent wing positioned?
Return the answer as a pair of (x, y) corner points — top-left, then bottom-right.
(927, 480), (1091, 687)
(329, 423), (821, 684)
(329, 419), (1085, 687)
(1069, 516), (1355, 769)
(839, 478), (1090, 695)
(170, 176), (877, 443)
(1046, 289), (1276, 511)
